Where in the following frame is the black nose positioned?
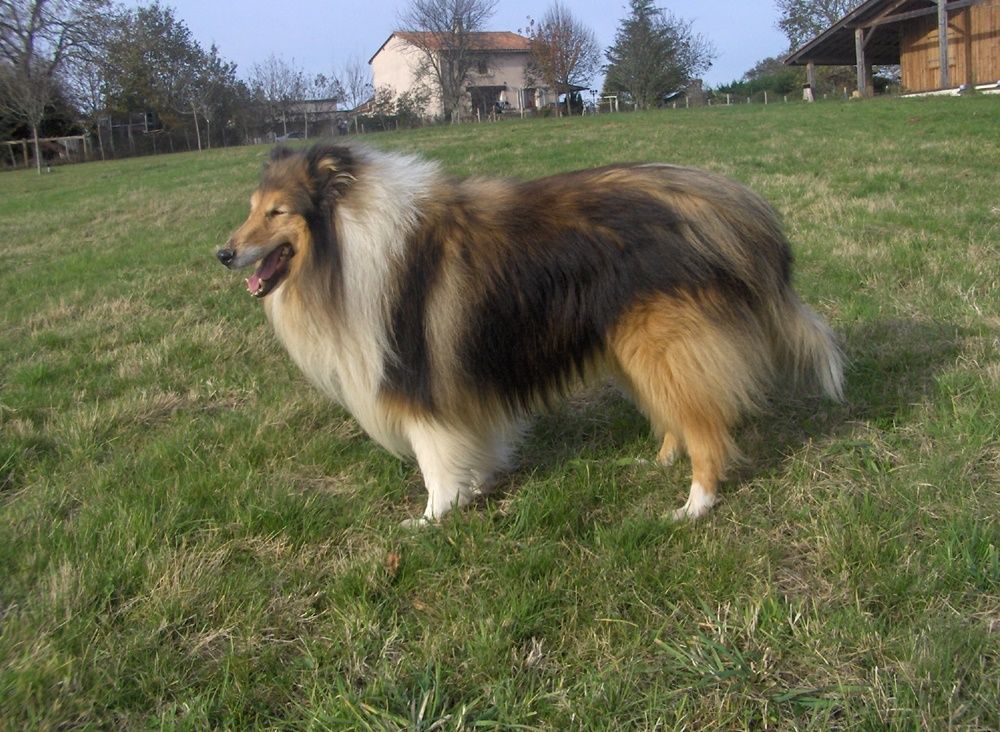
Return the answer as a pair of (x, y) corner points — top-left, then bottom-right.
(217, 247), (236, 267)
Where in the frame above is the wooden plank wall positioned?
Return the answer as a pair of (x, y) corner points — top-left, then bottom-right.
(900, 1), (1000, 92)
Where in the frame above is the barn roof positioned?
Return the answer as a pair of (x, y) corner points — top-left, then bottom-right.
(784, 0), (984, 66)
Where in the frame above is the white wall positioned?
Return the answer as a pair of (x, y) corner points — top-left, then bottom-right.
(371, 36), (548, 118)
(370, 36), (444, 118)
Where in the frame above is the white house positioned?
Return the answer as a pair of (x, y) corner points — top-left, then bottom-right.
(369, 31), (555, 119)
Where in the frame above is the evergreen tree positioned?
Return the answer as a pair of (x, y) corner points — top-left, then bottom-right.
(604, 0), (714, 110)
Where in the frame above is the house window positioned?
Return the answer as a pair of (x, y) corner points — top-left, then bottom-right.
(477, 60), (489, 75)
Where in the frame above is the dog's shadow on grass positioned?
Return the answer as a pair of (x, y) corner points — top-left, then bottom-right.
(739, 317), (963, 480)
(502, 318), (963, 497)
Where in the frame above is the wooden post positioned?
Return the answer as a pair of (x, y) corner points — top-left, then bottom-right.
(963, 7), (973, 86)
(938, 0), (950, 89)
(804, 62), (816, 102)
(855, 27), (868, 97)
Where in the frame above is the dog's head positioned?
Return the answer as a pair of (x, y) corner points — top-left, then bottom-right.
(217, 144), (356, 298)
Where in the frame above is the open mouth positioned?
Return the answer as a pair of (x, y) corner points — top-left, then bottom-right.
(245, 244), (294, 298)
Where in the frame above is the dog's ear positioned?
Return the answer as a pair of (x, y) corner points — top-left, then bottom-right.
(270, 145), (295, 162)
(306, 145), (356, 198)
(261, 146), (295, 176)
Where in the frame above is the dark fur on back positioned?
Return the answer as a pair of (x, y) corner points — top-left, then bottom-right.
(381, 163), (795, 415)
(383, 225), (446, 411)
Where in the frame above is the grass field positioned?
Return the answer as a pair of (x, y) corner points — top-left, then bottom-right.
(1, 97), (998, 730)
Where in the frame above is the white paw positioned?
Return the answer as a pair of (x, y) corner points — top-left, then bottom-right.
(669, 482), (717, 520)
(399, 516), (432, 530)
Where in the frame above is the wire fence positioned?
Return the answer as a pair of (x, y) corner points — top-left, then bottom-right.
(1, 88), (901, 171)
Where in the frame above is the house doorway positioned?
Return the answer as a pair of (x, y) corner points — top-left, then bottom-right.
(469, 86), (506, 118)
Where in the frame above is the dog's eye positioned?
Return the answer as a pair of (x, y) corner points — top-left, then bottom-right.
(267, 209), (287, 219)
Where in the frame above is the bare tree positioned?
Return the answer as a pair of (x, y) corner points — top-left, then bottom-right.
(64, 39), (111, 158)
(312, 72), (344, 102)
(0, 0), (110, 172)
(399, 0), (498, 121)
(101, 2), (206, 152)
(188, 44), (238, 150)
(338, 55), (372, 112)
(302, 73), (343, 138)
(776, 0), (861, 50)
(248, 54), (307, 137)
(525, 1), (601, 116)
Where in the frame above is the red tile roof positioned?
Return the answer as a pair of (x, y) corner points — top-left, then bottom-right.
(370, 31), (531, 62)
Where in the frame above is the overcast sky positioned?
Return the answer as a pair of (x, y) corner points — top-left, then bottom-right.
(149, 1), (788, 87)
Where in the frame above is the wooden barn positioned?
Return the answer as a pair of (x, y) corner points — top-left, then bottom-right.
(785, 0), (1000, 95)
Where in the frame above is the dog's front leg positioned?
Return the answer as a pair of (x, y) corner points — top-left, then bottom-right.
(402, 423), (479, 527)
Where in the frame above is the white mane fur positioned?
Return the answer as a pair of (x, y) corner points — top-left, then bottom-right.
(265, 147), (441, 456)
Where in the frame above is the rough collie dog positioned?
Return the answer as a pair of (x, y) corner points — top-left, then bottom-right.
(217, 143), (843, 524)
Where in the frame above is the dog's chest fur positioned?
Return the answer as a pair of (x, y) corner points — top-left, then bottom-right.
(264, 290), (412, 458)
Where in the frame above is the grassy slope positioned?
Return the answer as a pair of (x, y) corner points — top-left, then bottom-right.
(0, 97), (997, 730)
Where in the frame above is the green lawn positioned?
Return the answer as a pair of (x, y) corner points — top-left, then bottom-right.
(1, 97), (998, 730)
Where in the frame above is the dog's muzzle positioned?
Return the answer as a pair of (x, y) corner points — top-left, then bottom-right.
(217, 246), (237, 268)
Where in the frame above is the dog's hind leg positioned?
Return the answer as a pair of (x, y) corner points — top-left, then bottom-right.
(657, 432), (683, 466)
(670, 421), (735, 519)
(611, 294), (759, 520)
(630, 380), (735, 520)
(611, 373), (684, 467)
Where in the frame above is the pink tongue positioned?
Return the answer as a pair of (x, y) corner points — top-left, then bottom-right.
(244, 247), (284, 294)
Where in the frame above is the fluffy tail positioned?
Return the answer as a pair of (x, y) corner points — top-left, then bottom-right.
(781, 295), (845, 401)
